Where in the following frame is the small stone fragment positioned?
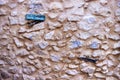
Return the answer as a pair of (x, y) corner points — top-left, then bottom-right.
(113, 41), (120, 49)
(0, 0), (7, 5)
(100, 0), (108, 5)
(101, 44), (109, 50)
(9, 17), (18, 25)
(16, 48), (29, 57)
(68, 64), (78, 69)
(49, 2), (63, 11)
(0, 8), (7, 16)
(83, 15), (96, 24)
(58, 13), (67, 22)
(45, 31), (54, 40)
(108, 33), (120, 40)
(48, 12), (58, 19)
(65, 69), (79, 76)
(13, 37), (23, 47)
(17, 0), (24, 3)
(0, 70), (10, 79)
(94, 73), (105, 78)
(69, 40), (83, 49)
(89, 42), (100, 49)
(48, 21), (62, 29)
(67, 15), (80, 21)
(115, 9), (120, 16)
(81, 66), (96, 74)
(38, 40), (49, 49)
(25, 42), (33, 50)
(8, 66), (18, 74)
(23, 66), (36, 75)
(50, 54), (61, 62)
(72, 8), (84, 16)
(52, 46), (60, 52)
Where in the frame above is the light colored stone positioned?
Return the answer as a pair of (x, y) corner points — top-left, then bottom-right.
(0, 0), (8, 5)
(67, 15), (80, 21)
(112, 50), (120, 55)
(108, 33), (120, 40)
(100, 0), (108, 5)
(75, 31), (91, 40)
(69, 40), (83, 49)
(60, 74), (70, 79)
(52, 46), (60, 52)
(58, 13), (67, 22)
(8, 66), (18, 74)
(92, 50), (105, 58)
(68, 52), (76, 59)
(13, 37), (24, 47)
(23, 66), (36, 75)
(101, 44), (109, 50)
(94, 73), (105, 78)
(63, 1), (73, 9)
(9, 16), (18, 25)
(0, 60), (5, 65)
(0, 8), (7, 16)
(72, 8), (84, 16)
(53, 64), (62, 71)
(48, 21), (62, 29)
(44, 60), (51, 66)
(106, 77), (118, 80)
(113, 41), (120, 49)
(18, 16), (26, 25)
(50, 54), (61, 62)
(77, 21), (92, 31)
(38, 40), (48, 49)
(68, 64), (78, 69)
(83, 15), (96, 24)
(44, 31), (54, 40)
(8, 3), (17, 9)
(89, 40), (100, 49)
(49, 2), (63, 11)
(114, 24), (120, 33)
(71, 0), (85, 8)
(16, 48), (29, 57)
(17, 0), (24, 3)
(23, 74), (35, 80)
(57, 40), (66, 47)
(115, 9), (120, 16)
(65, 69), (79, 76)
(18, 27), (26, 33)
(23, 32), (39, 40)
(48, 12), (58, 19)
(25, 42), (33, 50)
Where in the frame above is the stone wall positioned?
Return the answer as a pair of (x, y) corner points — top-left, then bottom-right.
(0, 0), (120, 80)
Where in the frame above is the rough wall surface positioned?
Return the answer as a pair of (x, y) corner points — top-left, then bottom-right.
(0, 0), (120, 80)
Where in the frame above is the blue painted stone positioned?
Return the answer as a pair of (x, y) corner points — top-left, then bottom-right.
(90, 42), (99, 49)
(25, 14), (45, 21)
(70, 40), (82, 49)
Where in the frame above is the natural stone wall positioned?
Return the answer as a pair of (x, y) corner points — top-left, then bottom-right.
(0, 0), (120, 80)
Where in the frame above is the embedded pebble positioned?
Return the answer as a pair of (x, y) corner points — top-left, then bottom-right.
(49, 2), (63, 11)
(38, 40), (48, 49)
(44, 31), (54, 40)
(50, 54), (61, 62)
(0, 8), (7, 16)
(113, 41), (120, 49)
(9, 17), (18, 25)
(94, 73), (105, 78)
(65, 70), (79, 76)
(69, 40), (83, 49)
(16, 48), (29, 57)
(81, 66), (96, 74)
(0, 0), (7, 5)
(89, 41), (100, 49)
(115, 9), (120, 16)
(13, 37), (23, 47)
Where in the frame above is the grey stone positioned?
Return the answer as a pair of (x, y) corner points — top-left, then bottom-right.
(8, 66), (18, 74)
(0, 60), (4, 65)
(67, 15), (80, 21)
(8, 3), (17, 9)
(115, 9), (120, 16)
(0, 8), (7, 16)
(17, 49), (29, 57)
(9, 16), (18, 25)
(44, 31), (54, 40)
(89, 42), (100, 49)
(0, 70), (10, 79)
(23, 66), (36, 75)
(113, 41), (120, 49)
(65, 70), (79, 76)
(75, 32), (91, 40)
(50, 54), (61, 62)
(38, 41), (48, 49)
(69, 40), (83, 49)
(13, 37), (24, 48)
(23, 74), (35, 80)
(49, 2), (63, 11)
(0, 0), (7, 5)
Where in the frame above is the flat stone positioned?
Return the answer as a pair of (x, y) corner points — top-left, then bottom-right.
(92, 50), (105, 58)
(11, 9), (18, 16)
(23, 74), (35, 80)
(17, 0), (24, 3)
(53, 64), (62, 71)
(63, 22), (77, 31)
(69, 40), (83, 49)
(25, 42), (33, 50)
(108, 33), (120, 40)
(18, 16), (26, 25)
(13, 37), (24, 48)
(0, 8), (7, 16)
(52, 46), (60, 52)
(48, 21), (62, 29)
(18, 27), (26, 33)
(113, 41), (120, 49)
(67, 15), (80, 21)
(8, 3), (17, 9)
(23, 66), (36, 75)
(112, 50), (120, 55)
(115, 9), (120, 16)
(71, 0), (85, 8)
(58, 13), (67, 22)
(8, 66), (18, 74)
(16, 48), (29, 57)
(50, 54), (61, 62)
(114, 24), (120, 33)
(94, 73), (105, 78)
(89, 42), (100, 49)
(83, 15), (96, 24)
(0, 60), (4, 65)
(44, 31), (54, 40)
(49, 2), (63, 11)
(72, 8), (84, 16)
(9, 16), (19, 25)
(63, 1), (73, 9)
(81, 66), (96, 74)
(68, 64), (78, 69)
(77, 21), (92, 31)
(60, 74), (70, 79)
(65, 69), (79, 76)
(0, 0), (7, 5)
(75, 31), (91, 40)
(101, 44), (109, 50)
(38, 40), (49, 49)
(48, 12), (58, 19)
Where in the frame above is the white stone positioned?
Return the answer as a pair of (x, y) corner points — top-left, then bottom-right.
(53, 64), (62, 71)
(23, 74), (35, 80)
(71, 0), (85, 8)
(49, 2), (63, 11)
(17, 0), (24, 3)
(58, 13), (67, 22)
(60, 74), (70, 79)
(48, 21), (62, 29)
(77, 21), (92, 31)
(9, 17), (18, 25)
(44, 60), (51, 66)
(67, 15), (80, 21)
(18, 16), (26, 25)
(48, 12), (58, 19)
(68, 52), (76, 59)
(38, 40), (48, 49)
(45, 31), (54, 40)
(72, 8), (84, 16)
(81, 66), (96, 74)
(63, 1), (73, 9)
(18, 27), (26, 33)
(50, 54), (61, 62)
(92, 50), (105, 58)
(101, 44), (109, 50)
(8, 3), (17, 9)
(11, 9), (18, 16)
(69, 40), (83, 49)
(114, 24), (120, 33)
(100, 0), (108, 5)
(0, 0), (7, 5)
(68, 64), (78, 69)
(25, 42), (33, 50)
(0, 60), (4, 65)
(94, 73), (105, 78)
(112, 50), (120, 55)
(75, 31), (91, 40)
(106, 77), (118, 80)
(113, 41), (120, 49)
(115, 9), (120, 16)
(17, 49), (29, 57)
(108, 33), (120, 40)
(66, 70), (79, 76)
(23, 66), (36, 75)
(83, 15), (96, 24)
(52, 46), (60, 51)
(0, 8), (7, 16)
(13, 37), (23, 47)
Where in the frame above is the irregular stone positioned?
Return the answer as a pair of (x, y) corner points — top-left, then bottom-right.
(48, 12), (58, 19)
(57, 40), (66, 47)
(52, 46), (60, 52)
(13, 37), (24, 48)
(9, 16), (19, 25)
(103, 17), (115, 27)
(77, 21), (92, 31)
(63, 1), (73, 9)
(72, 8), (84, 16)
(18, 16), (26, 25)
(16, 48), (29, 57)
(58, 13), (67, 22)
(63, 22), (77, 31)
(17, 0), (24, 3)
(100, 0), (108, 5)
(8, 2), (17, 9)
(0, 0), (8, 5)
(115, 9), (120, 16)
(50, 54), (61, 62)
(53, 30), (63, 40)
(0, 70), (10, 79)
(44, 60), (51, 66)
(25, 42), (33, 50)
(8, 66), (18, 74)
(75, 31), (91, 40)
(69, 40), (83, 49)
(60, 74), (70, 79)
(83, 15), (96, 24)
(94, 73), (105, 78)
(101, 44), (109, 50)
(68, 64), (78, 69)
(44, 31), (54, 40)
(71, 0), (85, 8)
(89, 42), (100, 49)
(28, 55), (35, 60)
(81, 66), (96, 74)
(48, 21), (62, 29)
(0, 60), (4, 65)
(92, 50), (105, 58)
(114, 24), (120, 33)
(23, 66), (36, 75)
(11, 9), (18, 16)
(108, 33), (120, 40)
(106, 77), (118, 80)
(38, 40), (49, 49)
(18, 27), (26, 33)
(113, 41), (120, 49)
(0, 8), (7, 16)
(112, 50), (120, 55)
(23, 32), (39, 40)
(65, 69), (79, 76)
(49, 2), (63, 11)
(67, 15), (80, 21)
(43, 68), (52, 74)
(68, 52), (76, 59)
(23, 74), (35, 80)
(53, 64), (62, 71)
